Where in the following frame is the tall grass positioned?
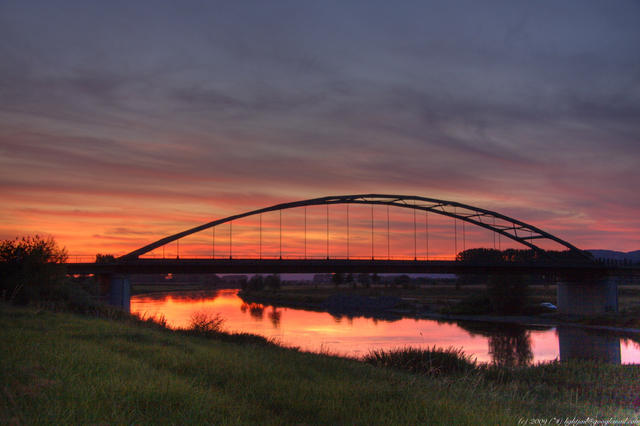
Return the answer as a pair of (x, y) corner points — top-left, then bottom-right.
(364, 346), (477, 376)
(187, 311), (225, 336)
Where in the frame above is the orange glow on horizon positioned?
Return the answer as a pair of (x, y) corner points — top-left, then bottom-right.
(4, 195), (637, 257)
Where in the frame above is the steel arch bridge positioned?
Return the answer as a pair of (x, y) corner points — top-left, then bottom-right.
(120, 194), (588, 261)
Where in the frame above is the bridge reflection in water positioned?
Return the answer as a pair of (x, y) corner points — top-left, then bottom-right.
(130, 289), (640, 365)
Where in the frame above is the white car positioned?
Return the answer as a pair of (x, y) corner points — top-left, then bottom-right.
(539, 302), (557, 310)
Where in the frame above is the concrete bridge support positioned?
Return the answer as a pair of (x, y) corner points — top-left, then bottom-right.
(97, 273), (131, 311)
(557, 327), (621, 364)
(556, 277), (618, 315)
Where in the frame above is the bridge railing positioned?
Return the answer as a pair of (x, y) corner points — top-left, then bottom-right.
(66, 254), (456, 263)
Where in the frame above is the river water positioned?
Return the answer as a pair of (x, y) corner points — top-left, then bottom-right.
(130, 289), (640, 365)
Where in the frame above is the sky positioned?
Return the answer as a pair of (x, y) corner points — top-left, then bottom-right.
(1, 0), (639, 258)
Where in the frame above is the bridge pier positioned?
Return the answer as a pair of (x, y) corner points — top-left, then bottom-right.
(97, 273), (131, 311)
(556, 276), (618, 315)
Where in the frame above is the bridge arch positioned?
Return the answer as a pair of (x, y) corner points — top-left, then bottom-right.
(121, 194), (588, 260)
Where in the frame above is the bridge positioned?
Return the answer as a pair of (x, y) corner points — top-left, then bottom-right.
(66, 194), (618, 314)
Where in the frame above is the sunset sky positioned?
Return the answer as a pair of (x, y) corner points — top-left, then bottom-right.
(1, 1), (638, 257)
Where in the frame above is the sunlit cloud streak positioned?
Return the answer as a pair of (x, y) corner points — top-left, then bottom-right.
(0, 0), (638, 254)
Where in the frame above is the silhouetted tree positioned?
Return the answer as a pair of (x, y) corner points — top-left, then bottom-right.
(95, 254), (116, 263)
(332, 272), (344, 287)
(487, 274), (530, 315)
(357, 273), (371, 288)
(393, 274), (411, 289)
(371, 273), (380, 287)
(0, 235), (67, 303)
(246, 274), (265, 292)
(457, 248), (504, 263)
(346, 273), (355, 288)
(265, 274), (281, 292)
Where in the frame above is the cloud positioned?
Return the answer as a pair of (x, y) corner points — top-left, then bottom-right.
(0, 0), (638, 252)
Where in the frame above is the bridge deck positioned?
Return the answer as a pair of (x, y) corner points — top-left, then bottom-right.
(67, 258), (610, 275)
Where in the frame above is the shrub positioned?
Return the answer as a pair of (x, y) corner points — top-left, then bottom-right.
(246, 274), (265, 292)
(445, 293), (492, 315)
(188, 312), (225, 336)
(265, 274), (281, 292)
(363, 346), (477, 376)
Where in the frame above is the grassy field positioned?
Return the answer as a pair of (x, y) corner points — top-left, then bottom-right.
(2, 303), (639, 424)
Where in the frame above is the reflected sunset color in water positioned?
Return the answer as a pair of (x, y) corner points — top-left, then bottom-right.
(131, 289), (640, 364)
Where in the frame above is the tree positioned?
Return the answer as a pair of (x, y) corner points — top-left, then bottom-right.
(371, 273), (380, 287)
(357, 273), (371, 288)
(0, 235), (68, 303)
(246, 274), (265, 292)
(487, 274), (530, 315)
(332, 272), (344, 287)
(265, 274), (281, 292)
(95, 254), (116, 263)
(393, 274), (411, 289)
(345, 273), (355, 288)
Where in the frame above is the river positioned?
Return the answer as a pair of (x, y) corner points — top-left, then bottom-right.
(131, 289), (640, 365)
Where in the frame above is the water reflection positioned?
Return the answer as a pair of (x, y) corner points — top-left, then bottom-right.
(130, 289), (640, 364)
(456, 322), (535, 366)
(268, 307), (282, 328)
(489, 329), (533, 367)
(557, 327), (621, 364)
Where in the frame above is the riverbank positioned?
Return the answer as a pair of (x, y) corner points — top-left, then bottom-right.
(2, 303), (639, 422)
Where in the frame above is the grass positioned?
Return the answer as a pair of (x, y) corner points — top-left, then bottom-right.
(364, 347), (640, 412)
(364, 346), (477, 376)
(1, 304), (639, 424)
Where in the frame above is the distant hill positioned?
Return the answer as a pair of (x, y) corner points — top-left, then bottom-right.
(587, 250), (640, 263)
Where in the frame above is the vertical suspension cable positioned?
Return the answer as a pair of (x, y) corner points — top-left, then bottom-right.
(425, 211), (429, 260)
(462, 219), (466, 252)
(163, 245), (165, 259)
(177, 238), (180, 259)
(387, 205), (390, 260)
(229, 221), (232, 259)
(279, 209), (282, 259)
(304, 206), (307, 260)
(326, 203), (329, 259)
(371, 204), (374, 260)
(453, 206), (457, 260)
(212, 227), (215, 259)
(413, 204), (417, 260)
(346, 204), (350, 259)
(259, 214), (262, 260)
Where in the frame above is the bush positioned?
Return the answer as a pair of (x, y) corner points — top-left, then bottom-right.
(265, 274), (281, 292)
(245, 274), (265, 292)
(188, 312), (225, 336)
(0, 235), (68, 304)
(445, 293), (492, 315)
(487, 274), (530, 314)
(364, 346), (477, 376)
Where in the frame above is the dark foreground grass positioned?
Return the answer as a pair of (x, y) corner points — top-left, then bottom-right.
(365, 347), (640, 412)
(1, 305), (638, 424)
